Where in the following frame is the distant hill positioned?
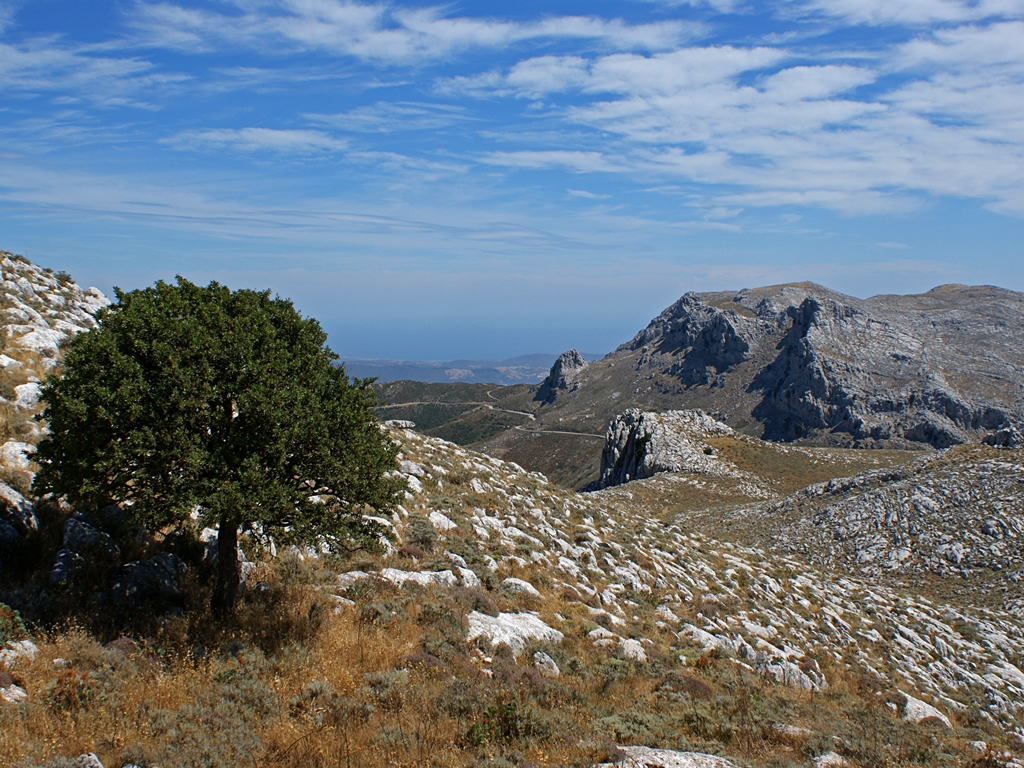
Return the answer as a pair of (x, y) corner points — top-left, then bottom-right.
(342, 353), (605, 385)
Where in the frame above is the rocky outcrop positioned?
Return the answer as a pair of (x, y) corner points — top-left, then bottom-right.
(624, 293), (760, 386)
(749, 292), (1020, 445)
(466, 611), (564, 656)
(535, 349), (588, 403)
(596, 409), (734, 488)
(0, 251), (108, 363)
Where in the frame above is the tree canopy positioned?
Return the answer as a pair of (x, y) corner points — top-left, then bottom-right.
(33, 277), (404, 610)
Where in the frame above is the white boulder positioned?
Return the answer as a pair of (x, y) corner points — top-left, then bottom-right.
(429, 511), (458, 531)
(380, 568), (458, 588)
(1, 684), (27, 704)
(0, 441), (34, 470)
(14, 382), (40, 410)
(902, 693), (952, 728)
(595, 746), (740, 768)
(501, 577), (542, 598)
(467, 611), (563, 656)
(533, 651), (561, 677)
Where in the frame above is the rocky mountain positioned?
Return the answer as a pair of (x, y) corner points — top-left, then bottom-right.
(460, 282), (1024, 487)
(534, 348), (589, 403)
(608, 282), (1023, 448)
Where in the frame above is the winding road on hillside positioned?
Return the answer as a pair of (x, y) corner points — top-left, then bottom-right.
(379, 398), (605, 439)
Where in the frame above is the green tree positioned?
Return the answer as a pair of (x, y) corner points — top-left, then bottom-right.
(33, 277), (404, 613)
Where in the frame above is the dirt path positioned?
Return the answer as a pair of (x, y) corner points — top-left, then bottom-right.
(377, 400), (537, 421)
(513, 425), (604, 439)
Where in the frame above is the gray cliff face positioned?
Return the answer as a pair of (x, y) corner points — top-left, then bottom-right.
(622, 294), (764, 386)
(597, 409), (735, 488)
(535, 349), (588, 403)
(582, 283), (1024, 450)
(750, 288), (1023, 445)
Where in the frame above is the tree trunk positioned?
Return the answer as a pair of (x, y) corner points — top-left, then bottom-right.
(212, 518), (240, 616)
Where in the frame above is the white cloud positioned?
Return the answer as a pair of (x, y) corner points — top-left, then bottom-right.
(165, 127), (348, 153)
(0, 36), (180, 105)
(308, 101), (467, 132)
(800, 0), (1024, 26)
(452, 22), (1024, 215)
(129, 1), (698, 61)
(567, 188), (610, 199)
(481, 150), (624, 174)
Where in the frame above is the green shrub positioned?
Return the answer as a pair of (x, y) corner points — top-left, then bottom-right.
(0, 602), (26, 642)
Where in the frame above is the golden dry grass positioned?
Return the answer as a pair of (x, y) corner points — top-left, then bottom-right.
(1, 554), (1007, 768)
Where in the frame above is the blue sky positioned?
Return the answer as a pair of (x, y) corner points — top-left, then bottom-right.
(1, 0), (1022, 359)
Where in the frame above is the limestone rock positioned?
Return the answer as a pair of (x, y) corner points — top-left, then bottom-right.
(596, 409), (735, 488)
(985, 426), (1023, 448)
(379, 568), (458, 588)
(429, 511), (457, 531)
(0, 683), (27, 704)
(62, 518), (120, 562)
(49, 548), (87, 585)
(535, 349), (588, 403)
(0, 441), (34, 470)
(466, 611), (564, 656)
(109, 552), (188, 606)
(814, 752), (849, 767)
(533, 650), (560, 677)
(0, 482), (36, 535)
(501, 577), (542, 598)
(902, 693), (952, 728)
(619, 638), (647, 661)
(0, 639), (38, 667)
(400, 460), (425, 476)
(596, 746), (740, 768)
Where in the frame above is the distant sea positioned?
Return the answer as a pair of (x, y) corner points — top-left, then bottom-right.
(341, 352), (606, 385)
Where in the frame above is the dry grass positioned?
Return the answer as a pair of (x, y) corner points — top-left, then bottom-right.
(1, 548), (1007, 768)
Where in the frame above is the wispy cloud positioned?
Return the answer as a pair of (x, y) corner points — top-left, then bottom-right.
(0, 37), (182, 105)
(567, 188), (610, 199)
(799, 0), (1024, 26)
(164, 127), (348, 153)
(447, 21), (1024, 215)
(481, 150), (625, 174)
(308, 102), (468, 133)
(128, 1), (699, 61)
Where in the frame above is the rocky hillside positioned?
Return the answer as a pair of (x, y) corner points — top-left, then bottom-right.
(5, 257), (1024, 766)
(0, 252), (109, 540)
(322, 426), (1024, 761)
(0, 252), (108, 513)
(694, 445), (1024, 603)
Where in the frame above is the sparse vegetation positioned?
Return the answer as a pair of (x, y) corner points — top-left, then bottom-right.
(3, 254), (1024, 768)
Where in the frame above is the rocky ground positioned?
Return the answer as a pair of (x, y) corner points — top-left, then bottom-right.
(384, 424), (1024, 733)
(4, 253), (1024, 767)
(697, 446), (1024, 607)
